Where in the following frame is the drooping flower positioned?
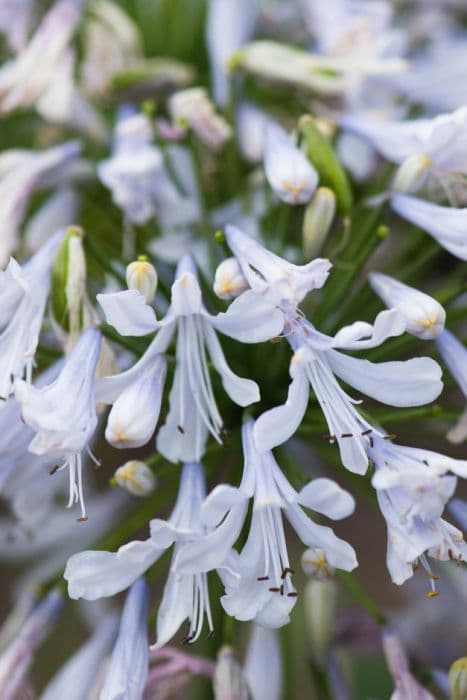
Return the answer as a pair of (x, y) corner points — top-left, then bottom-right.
(173, 420), (357, 628)
(97, 253), (283, 462)
(100, 579), (150, 700)
(369, 272), (446, 339)
(226, 225), (442, 474)
(368, 434), (467, 587)
(0, 230), (65, 400)
(65, 462), (229, 647)
(0, 0), (82, 114)
(15, 327), (102, 520)
(391, 194), (467, 260)
(436, 330), (467, 443)
(263, 123), (319, 205)
(0, 139), (80, 264)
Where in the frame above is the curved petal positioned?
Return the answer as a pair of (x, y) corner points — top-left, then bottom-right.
(171, 271), (202, 316)
(201, 484), (248, 527)
(152, 569), (193, 649)
(297, 478), (355, 520)
(203, 323), (259, 406)
(64, 539), (161, 600)
(97, 289), (158, 336)
(332, 309), (406, 350)
(253, 369), (309, 452)
(328, 350), (443, 407)
(210, 290), (284, 343)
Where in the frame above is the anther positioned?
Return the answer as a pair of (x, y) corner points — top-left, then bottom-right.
(383, 433), (397, 441)
(268, 587), (280, 592)
(361, 429), (372, 436)
(287, 592), (298, 597)
(281, 567), (295, 578)
(49, 464), (60, 475)
(270, 337), (282, 344)
(341, 433), (353, 438)
(76, 516), (88, 523)
(279, 584), (284, 596)
(257, 575), (269, 581)
(426, 590), (439, 598)
(177, 425), (185, 434)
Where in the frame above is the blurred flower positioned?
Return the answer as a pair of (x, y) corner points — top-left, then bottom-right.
(449, 657), (467, 700)
(302, 187), (336, 258)
(244, 625), (282, 700)
(0, 0), (34, 53)
(126, 258), (158, 303)
(263, 123), (318, 205)
(436, 330), (467, 443)
(169, 87), (232, 151)
(114, 460), (157, 497)
(214, 646), (248, 700)
(382, 627), (435, 699)
(24, 187), (79, 254)
(213, 257), (249, 300)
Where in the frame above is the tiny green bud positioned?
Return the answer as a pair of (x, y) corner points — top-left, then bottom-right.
(114, 461), (156, 497)
(376, 225), (389, 239)
(392, 154), (432, 194)
(449, 657), (467, 700)
(214, 229), (225, 244)
(213, 646), (248, 700)
(126, 259), (158, 302)
(303, 187), (336, 258)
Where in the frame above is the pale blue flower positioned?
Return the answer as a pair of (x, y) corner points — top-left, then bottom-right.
(263, 123), (318, 205)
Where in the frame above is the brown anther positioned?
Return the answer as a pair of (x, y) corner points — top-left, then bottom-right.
(426, 590), (439, 599)
(361, 429), (372, 436)
(207, 630), (214, 639)
(257, 575), (269, 581)
(341, 433), (353, 438)
(77, 516), (88, 523)
(279, 585), (284, 596)
(287, 592), (298, 598)
(281, 567), (295, 578)
(270, 337), (282, 344)
(448, 548), (454, 560)
(369, 436), (374, 448)
(49, 464), (60, 475)
(268, 587), (280, 592)
(428, 574), (439, 581)
(177, 425), (185, 434)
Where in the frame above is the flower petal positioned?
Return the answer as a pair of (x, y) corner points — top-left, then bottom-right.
(297, 478), (355, 520)
(332, 309), (406, 350)
(97, 289), (158, 336)
(210, 289), (284, 343)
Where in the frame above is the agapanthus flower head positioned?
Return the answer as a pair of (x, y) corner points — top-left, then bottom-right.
(15, 327), (102, 520)
(98, 253), (283, 462)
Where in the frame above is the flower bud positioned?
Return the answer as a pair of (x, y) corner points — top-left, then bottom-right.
(302, 547), (335, 580)
(213, 646), (248, 700)
(449, 657), (467, 700)
(114, 461), (156, 497)
(392, 153), (432, 194)
(213, 257), (249, 299)
(303, 187), (336, 258)
(51, 225), (87, 347)
(304, 578), (337, 663)
(126, 257), (157, 302)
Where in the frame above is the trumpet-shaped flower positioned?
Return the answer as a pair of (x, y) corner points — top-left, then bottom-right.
(436, 330), (467, 443)
(226, 225), (442, 474)
(368, 434), (467, 586)
(263, 123), (318, 205)
(97, 254), (283, 462)
(173, 421), (357, 628)
(341, 107), (467, 173)
(65, 462), (227, 647)
(391, 194), (467, 260)
(0, 230), (65, 400)
(382, 628), (435, 700)
(15, 328), (102, 520)
(369, 272), (445, 339)
(100, 579), (149, 700)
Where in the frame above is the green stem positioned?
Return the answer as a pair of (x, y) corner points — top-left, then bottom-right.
(336, 571), (387, 626)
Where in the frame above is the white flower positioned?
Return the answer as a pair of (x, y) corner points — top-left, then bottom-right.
(391, 194), (467, 260)
(236, 102), (274, 163)
(382, 628), (435, 700)
(65, 462), (227, 647)
(100, 579), (149, 700)
(213, 257), (248, 300)
(368, 435), (467, 587)
(126, 258), (158, 303)
(206, 0), (258, 106)
(40, 614), (118, 700)
(0, 589), (63, 700)
(169, 87), (232, 151)
(0, 140), (80, 265)
(226, 225), (443, 474)
(98, 254), (283, 463)
(263, 123), (318, 205)
(369, 272), (446, 339)
(173, 420), (357, 628)
(97, 111), (164, 224)
(0, 230), (65, 399)
(341, 107), (467, 174)
(15, 328), (102, 520)
(436, 330), (467, 443)
(0, 0), (82, 114)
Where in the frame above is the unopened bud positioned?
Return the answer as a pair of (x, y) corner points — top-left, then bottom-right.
(51, 226), (87, 347)
(449, 657), (467, 700)
(304, 578), (337, 663)
(392, 153), (432, 194)
(302, 547), (335, 580)
(114, 461), (156, 497)
(213, 646), (248, 700)
(126, 257), (157, 302)
(303, 187), (336, 258)
(214, 258), (249, 299)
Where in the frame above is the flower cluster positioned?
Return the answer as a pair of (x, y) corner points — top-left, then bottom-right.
(0, 0), (465, 697)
